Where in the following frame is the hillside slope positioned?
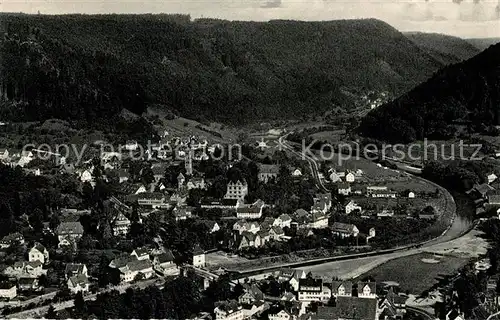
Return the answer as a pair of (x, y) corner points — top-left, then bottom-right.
(405, 32), (480, 64)
(466, 38), (500, 51)
(359, 43), (500, 143)
(0, 14), (452, 126)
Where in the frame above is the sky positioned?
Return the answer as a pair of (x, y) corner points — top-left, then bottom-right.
(1, 0), (499, 38)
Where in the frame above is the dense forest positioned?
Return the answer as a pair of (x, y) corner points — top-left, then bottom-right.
(0, 14), (457, 126)
(359, 42), (500, 143)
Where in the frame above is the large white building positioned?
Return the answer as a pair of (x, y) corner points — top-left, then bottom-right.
(298, 277), (331, 302)
(225, 180), (248, 200)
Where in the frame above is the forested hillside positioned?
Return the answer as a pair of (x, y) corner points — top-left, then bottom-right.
(359, 43), (500, 143)
(0, 14), (456, 126)
(405, 32), (480, 64)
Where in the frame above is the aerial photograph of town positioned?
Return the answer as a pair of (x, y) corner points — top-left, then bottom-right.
(0, 0), (499, 319)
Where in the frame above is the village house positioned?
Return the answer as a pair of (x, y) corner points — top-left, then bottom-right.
(0, 148), (9, 161)
(367, 186), (397, 198)
(233, 220), (260, 235)
(332, 222), (360, 238)
(268, 309), (294, 320)
(0, 232), (25, 249)
(201, 220), (220, 233)
(0, 282), (17, 299)
(131, 247), (151, 261)
(258, 164), (280, 183)
(214, 301), (244, 320)
(298, 277), (331, 302)
(18, 278), (40, 292)
(345, 171), (355, 183)
(192, 245), (205, 268)
(357, 282), (377, 298)
(29, 242), (49, 264)
(288, 269), (307, 291)
(17, 150), (34, 167)
(315, 193), (333, 210)
(408, 191), (416, 198)
(242, 300), (269, 318)
(137, 192), (170, 209)
(268, 226), (285, 241)
(79, 168), (93, 183)
(65, 263), (88, 280)
(236, 199), (265, 219)
(125, 140), (138, 151)
(331, 281), (353, 297)
(377, 209), (395, 218)
(67, 274), (90, 294)
(238, 284), (264, 304)
(225, 180), (248, 200)
(200, 198), (238, 210)
(152, 250), (175, 270)
(120, 183), (147, 195)
(488, 173), (498, 184)
(274, 214), (292, 228)
(56, 221), (84, 248)
(3, 260), (46, 278)
(311, 199), (328, 214)
(173, 206), (193, 221)
(187, 177), (206, 190)
(307, 212), (329, 229)
(338, 182), (351, 196)
(120, 259), (154, 282)
(238, 232), (262, 250)
(112, 212), (131, 236)
(291, 168), (302, 177)
(345, 200), (362, 214)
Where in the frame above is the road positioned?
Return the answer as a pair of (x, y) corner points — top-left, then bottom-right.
(278, 133), (329, 193)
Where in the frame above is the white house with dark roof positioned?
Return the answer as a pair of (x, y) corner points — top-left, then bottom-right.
(56, 221), (84, 248)
(0, 282), (17, 299)
(120, 259), (154, 282)
(131, 247), (150, 261)
(236, 199), (264, 219)
(345, 200), (362, 214)
(357, 281), (377, 299)
(331, 280), (353, 297)
(112, 212), (131, 236)
(214, 301), (244, 320)
(67, 274), (90, 294)
(274, 214), (292, 228)
(332, 222), (359, 238)
(225, 180), (248, 200)
(192, 245), (205, 268)
(29, 242), (49, 264)
(337, 182), (351, 196)
(0, 148), (10, 161)
(65, 263), (88, 280)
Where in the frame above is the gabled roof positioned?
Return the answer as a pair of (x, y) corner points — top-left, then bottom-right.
(56, 221), (84, 235)
(332, 222), (357, 233)
(31, 242), (47, 253)
(1, 232), (24, 243)
(193, 245), (204, 256)
(331, 281), (353, 295)
(357, 281), (377, 294)
(126, 259), (152, 272)
(278, 214), (291, 222)
(155, 250), (175, 263)
(299, 278), (323, 291)
(133, 247), (150, 257)
(294, 209), (309, 217)
(65, 263), (86, 275)
(68, 274), (89, 287)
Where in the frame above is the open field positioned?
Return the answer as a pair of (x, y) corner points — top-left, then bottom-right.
(205, 251), (251, 268)
(423, 229), (488, 259)
(310, 130), (346, 143)
(354, 253), (469, 294)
